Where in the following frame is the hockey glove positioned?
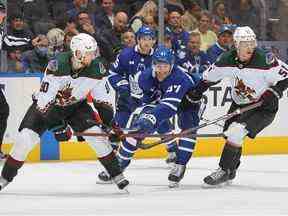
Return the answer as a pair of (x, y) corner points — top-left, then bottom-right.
(51, 123), (72, 142)
(108, 122), (125, 143)
(260, 87), (280, 112)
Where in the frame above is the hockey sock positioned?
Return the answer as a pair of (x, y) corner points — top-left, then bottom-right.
(98, 151), (122, 178)
(117, 138), (137, 170)
(1, 155), (24, 182)
(176, 137), (196, 165)
(165, 140), (178, 153)
(219, 142), (242, 171)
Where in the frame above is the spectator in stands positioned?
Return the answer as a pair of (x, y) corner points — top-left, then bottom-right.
(47, 28), (65, 59)
(22, 0), (55, 35)
(6, 49), (23, 72)
(273, 0), (288, 41)
(64, 31), (78, 51)
(99, 11), (128, 59)
(181, 0), (202, 33)
(193, 11), (217, 51)
(22, 35), (49, 73)
(2, 13), (34, 53)
(165, 0), (185, 13)
(167, 9), (190, 54)
(67, 0), (96, 26)
(121, 28), (136, 48)
(94, 0), (115, 30)
(129, 0), (157, 33)
(74, 11), (114, 66)
(143, 14), (157, 31)
(212, 1), (232, 25)
(176, 31), (210, 77)
(206, 24), (233, 63)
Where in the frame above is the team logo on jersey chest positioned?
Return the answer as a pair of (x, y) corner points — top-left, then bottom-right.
(234, 77), (256, 100)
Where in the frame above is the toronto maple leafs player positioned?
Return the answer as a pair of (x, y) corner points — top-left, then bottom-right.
(0, 33), (129, 191)
(107, 25), (178, 162)
(190, 26), (288, 186)
(114, 45), (202, 188)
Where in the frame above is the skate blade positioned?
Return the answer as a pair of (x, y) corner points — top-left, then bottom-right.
(168, 181), (179, 189)
(118, 187), (130, 194)
(96, 180), (113, 185)
(201, 180), (233, 189)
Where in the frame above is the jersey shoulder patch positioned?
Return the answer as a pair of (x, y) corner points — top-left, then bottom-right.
(265, 52), (276, 65)
(46, 59), (58, 74)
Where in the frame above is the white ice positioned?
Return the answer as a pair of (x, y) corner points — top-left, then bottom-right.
(1, 155), (288, 216)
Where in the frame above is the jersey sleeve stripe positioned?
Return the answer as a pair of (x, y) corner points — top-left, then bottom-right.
(160, 102), (178, 111)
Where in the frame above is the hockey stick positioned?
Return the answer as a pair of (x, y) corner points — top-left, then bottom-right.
(136, 100), (263, 150)
(74, 131), (223, 139)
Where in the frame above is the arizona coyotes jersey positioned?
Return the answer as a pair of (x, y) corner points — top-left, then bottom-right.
(35, 51), (111, 110)
(203, 48), (288, 105)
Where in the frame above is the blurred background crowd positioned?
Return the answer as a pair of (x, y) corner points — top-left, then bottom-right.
(0, 0), (287, 73)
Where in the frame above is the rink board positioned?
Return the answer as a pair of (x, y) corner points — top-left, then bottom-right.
(2, 136), (288, 162)
(1, 73), (288, 162)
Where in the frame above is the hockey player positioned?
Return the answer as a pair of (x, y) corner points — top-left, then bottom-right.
(108, 25), (178, 162)
(112, 45), (201, 188)
(190, 26), (288, 186)
(0, 33), (129, 191)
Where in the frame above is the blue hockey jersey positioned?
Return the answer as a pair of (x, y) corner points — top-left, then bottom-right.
(138, 65), (197, 127)
(108, 45), (154, 99)
(170, 30), (190, 54)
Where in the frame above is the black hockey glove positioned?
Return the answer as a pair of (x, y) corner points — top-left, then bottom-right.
(260, 87), (281, 112)
(51, 123), (72, 142)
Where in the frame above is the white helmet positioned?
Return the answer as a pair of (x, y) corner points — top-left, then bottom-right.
(233, 26), (257, 49)
(70, 33), (98, 61)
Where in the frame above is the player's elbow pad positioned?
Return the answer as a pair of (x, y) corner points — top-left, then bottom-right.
(272, 78), (288, 98)
(93, 100), (114, 127)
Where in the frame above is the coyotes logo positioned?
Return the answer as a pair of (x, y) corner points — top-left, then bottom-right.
(56, 83), (76, 106)
(234, 77), (256, 100)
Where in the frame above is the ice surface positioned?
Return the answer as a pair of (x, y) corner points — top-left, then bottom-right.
(1, 155), (288, 216)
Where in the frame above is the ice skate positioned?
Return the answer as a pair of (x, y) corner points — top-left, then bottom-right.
(0, 177), (9, 191)
(97, 171), (113, 184)
(168, 164), (186, 188)
(112, 173), (129, 192)
(203, 167), (234, 187)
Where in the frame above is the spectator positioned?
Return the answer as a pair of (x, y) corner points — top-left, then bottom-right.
(273, 0), (288, 41)
(181, 0), (202, 32)
(176, 31), (210, 77)
(64, 31), (78, 51)
(128, 0), (157, 33)
(2, 14), (34, 53)
(22, 35), (49, 73)
(163, 26), (173, 49)
(167, 9), (190, 53)
(6, 49), (23, 72)
(47, 28), (65, 59)
(66, 0), (96, 26)
(143, 14), (157, 31)
(99, 11), (129, 59)
(212, 1), (232, 25)
(206, 24), (233, 63)
(165, 0), (185, 13)
(193, 11), (217, 51)
(74, 11), (114, 66)
(121, 28), (136, 48)
(94, 0), (115, 30)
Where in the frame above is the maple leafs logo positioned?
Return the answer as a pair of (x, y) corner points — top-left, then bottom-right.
(234, 77), (256, 100)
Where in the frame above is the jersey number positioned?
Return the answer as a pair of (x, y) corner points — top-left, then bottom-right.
(40, 82), (49, 93)
(167, 85), (181, 93)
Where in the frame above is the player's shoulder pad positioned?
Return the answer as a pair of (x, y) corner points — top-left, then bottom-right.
(119, 47), (135, 59)
(251, 48), (279, 69)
